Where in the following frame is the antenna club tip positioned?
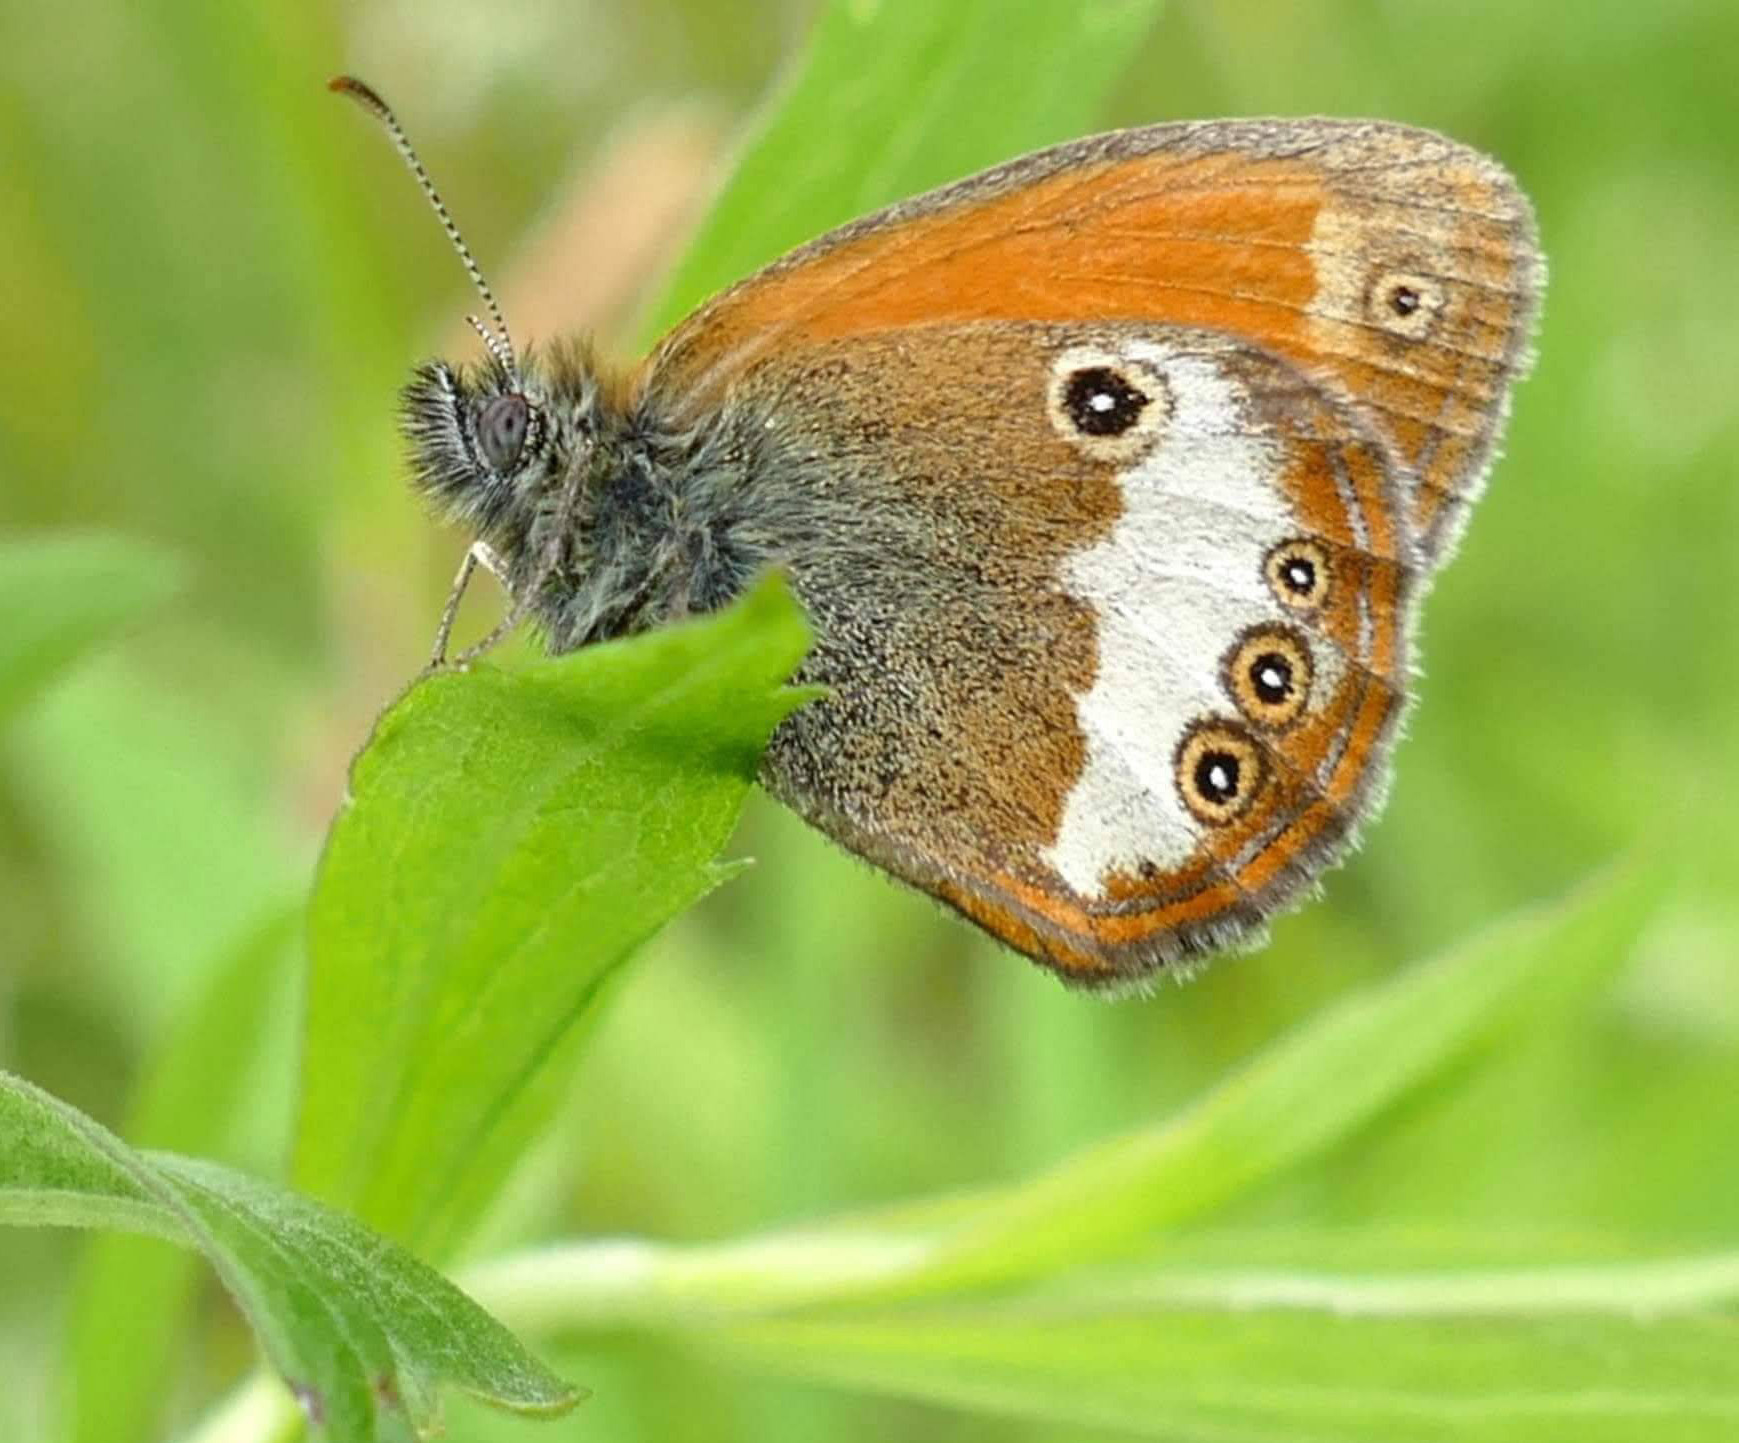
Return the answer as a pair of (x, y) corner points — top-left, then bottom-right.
(328, 74), (389, 116)
(328, 73), (516, 371)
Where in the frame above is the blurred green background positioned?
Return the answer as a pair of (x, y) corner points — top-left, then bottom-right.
(3, 1), (1736, 1440)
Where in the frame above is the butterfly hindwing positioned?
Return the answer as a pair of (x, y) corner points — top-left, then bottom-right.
(697, 320), (1417, 983)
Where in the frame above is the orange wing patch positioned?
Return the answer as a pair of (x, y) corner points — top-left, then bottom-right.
(649, 145), (1327, 403)
(646, 119), (1541, 568)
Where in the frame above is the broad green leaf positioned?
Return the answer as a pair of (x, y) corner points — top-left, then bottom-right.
(0, 532), (180, 725)
(61, 910), (300, 1443)
(296, 574), (813, 1258)
(643, 0), (1166, 340)
(708, 1251), (1739, 1443)
(0, 1071), (578, 1443)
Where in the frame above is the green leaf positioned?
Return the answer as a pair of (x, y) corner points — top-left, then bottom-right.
(643, 0), (1166, 340)
(9, 651), (304, 1038)
(872, 857), (1669, 1296)
(709, 1250), (1739, 1442)
(455, 861), (1668, 1327)
(61, 910), (301, 1443)
(0, 1070), (579, 1443)
(296, 573), (813, 1257)
(0, 532), (181, 725)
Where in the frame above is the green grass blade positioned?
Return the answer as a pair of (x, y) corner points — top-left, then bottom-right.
(710, 1253), (1739, 1443)
(295, 574), (813, 1257)
(643, 0), (1165, 341)
(880, 859), (1668, 1295)
(0, 1070), (579, 1442)
(0, 533), (180, 725)
(456, 862), (1667, 1323)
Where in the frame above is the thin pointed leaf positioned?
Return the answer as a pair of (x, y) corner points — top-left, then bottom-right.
(710, 1249), (1739, 1443)
(0, 533), (181, 724)
(461, 862), (1669, 1323)
(644, 0), (1166, 340)
(882, 858), (1668, 1295)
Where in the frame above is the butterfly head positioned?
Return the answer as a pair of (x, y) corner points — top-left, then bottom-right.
(399, 350), (601, 549)
(326, 75), (601, 558)
(400, 342), (741, 651)
(332, 73), (753, 652)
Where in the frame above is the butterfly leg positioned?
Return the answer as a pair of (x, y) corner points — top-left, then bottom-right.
(425, 540), (511, 669)
(427, 545), (479, 669)
(445, 470), (583, 669)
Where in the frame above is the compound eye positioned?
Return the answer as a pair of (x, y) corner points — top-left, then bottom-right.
(478, 393), (531, 472)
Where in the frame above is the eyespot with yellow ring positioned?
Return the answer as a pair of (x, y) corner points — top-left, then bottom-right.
(1366, 268), (1447, 341)
(1264, 538), (1331, 612)
(1223, 624), (1314, 731)
(1174, 720), (1266, 828)
(1045, 346), (1173, 464)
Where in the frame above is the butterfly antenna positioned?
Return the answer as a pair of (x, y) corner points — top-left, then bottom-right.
(329, 75), (520, 386)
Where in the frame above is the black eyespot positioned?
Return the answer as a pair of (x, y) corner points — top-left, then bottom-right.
(1223, 624), (1314, 729)
(1365, 268), (1443, 339)
(478, 393), (530, 472)
(1196, 750), (1240, 803)
(1063, 367), (1150, 437)
(1251, 652), (1293, 704)
(1175, 721), (1265, 827)
(1264, 539), (1331, 612)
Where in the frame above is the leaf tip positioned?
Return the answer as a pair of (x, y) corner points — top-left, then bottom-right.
(736, 567), (812, 649)
(291, 1380), (326, 1429)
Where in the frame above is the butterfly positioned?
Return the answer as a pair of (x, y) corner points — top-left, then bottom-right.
(334, 78), (1543, 989)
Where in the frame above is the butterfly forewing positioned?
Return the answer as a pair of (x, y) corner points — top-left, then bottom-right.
(647, 118), (1541, 571)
